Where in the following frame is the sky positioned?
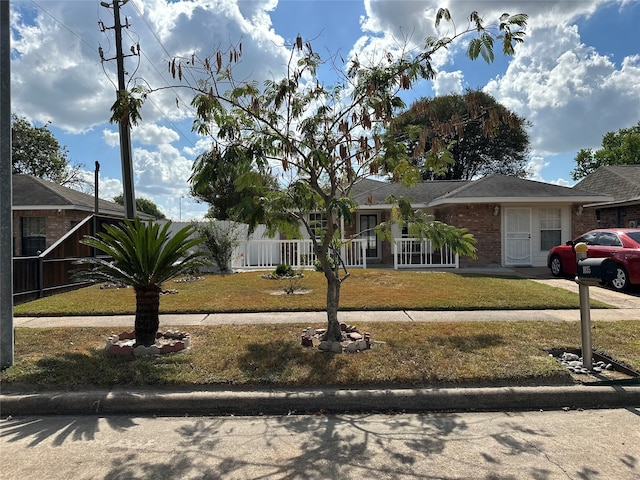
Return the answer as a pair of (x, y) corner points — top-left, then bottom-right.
(8, 0), (640, 220)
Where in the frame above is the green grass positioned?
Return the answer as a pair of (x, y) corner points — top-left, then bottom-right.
(14, 270), (607, 316)
(2, 321), (639, 389)
(7, 270), (634, 390)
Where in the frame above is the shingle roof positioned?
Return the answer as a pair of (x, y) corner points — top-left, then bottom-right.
(574, 165), (640, 202)
(351, 177), (469, 206)
(12, 174), (127, 216)
(350, 174), (610, 207)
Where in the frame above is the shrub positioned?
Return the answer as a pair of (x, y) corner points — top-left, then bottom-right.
(194, 220), (242, 273)
(275, 264), (295, 277)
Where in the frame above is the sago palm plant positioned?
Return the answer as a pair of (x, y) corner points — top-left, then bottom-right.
(76, 218), (207, 346)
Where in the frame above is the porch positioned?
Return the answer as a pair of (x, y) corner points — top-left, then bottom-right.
(232, 238), (459, 270)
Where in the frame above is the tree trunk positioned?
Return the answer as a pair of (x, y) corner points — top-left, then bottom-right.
(323, 272), (344, 342)
(134, 285), (161, 347)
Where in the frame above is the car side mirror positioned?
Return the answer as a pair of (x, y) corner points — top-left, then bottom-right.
(566, 240), (574, 246)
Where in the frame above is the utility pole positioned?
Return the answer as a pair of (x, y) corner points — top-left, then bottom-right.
(0, 0), (14, 369)
(100, 0), (137, 219)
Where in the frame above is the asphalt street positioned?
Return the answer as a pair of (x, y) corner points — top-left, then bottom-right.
(2, 408), (639, 479)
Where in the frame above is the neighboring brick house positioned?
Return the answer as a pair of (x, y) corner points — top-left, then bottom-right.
(11, 174), (128, 256)
(337, 174), (611, 268)
(573, 165), (640, 229)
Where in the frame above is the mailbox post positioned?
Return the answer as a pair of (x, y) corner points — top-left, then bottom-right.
(574, 242), (592, 369)
(573, 244), (617, 370)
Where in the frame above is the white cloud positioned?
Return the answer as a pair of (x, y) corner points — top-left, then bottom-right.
(98, 176), (124, 202)
(527, 155), (549, 181)
(484, 20), (640, 156)
(102, 129), (120, 147)
(433, 71), (463, 96)
(135, 123), (180, 145)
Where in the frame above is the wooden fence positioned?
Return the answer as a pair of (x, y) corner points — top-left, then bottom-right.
(13, 215), (122, 304)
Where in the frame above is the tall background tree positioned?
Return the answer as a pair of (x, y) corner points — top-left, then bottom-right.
(121, 9), (527, 344)
(113, 194), (166, 219)
(383, 90), (530, 180)
(11, 114), (87, 189)
(571, 121), (640, 180)
(189, 145), (278, 227)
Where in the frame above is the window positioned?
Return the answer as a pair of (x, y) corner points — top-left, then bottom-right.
(540, 208), (561, 251)
(308, 213), (327, 238)
(597, 232), (621, 247)
(21, 217), (46, 256)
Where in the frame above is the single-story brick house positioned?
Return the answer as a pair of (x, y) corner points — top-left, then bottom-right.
(574, 165), (640, 228)
(337, 174), (612, 268)
(11, 174), (130, 256)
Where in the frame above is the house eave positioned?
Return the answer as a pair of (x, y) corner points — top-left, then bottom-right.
(428, 195), (613, 207)
(356, 203), (430, 210)
(12, 204), (126, 216)
(585, 197), (640, 208)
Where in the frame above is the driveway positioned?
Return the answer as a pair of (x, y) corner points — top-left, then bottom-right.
(505, 266), (640, 309)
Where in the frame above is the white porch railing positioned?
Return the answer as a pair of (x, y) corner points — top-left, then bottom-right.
(393, 238), (459, 269)
(233, 239), (368, 270)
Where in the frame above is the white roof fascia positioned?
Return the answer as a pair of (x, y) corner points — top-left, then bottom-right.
(356, 203), (430, 210)
(428, 195), (613, 207)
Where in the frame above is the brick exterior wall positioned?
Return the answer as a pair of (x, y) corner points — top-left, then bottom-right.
(571, 206), (599, 237)
(433, 204), (502, 267)
(12, 209), (90, 256)
(595, 205), (640, 228)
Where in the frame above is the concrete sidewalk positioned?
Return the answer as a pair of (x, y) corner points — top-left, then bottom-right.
(12, 307), (640, 328)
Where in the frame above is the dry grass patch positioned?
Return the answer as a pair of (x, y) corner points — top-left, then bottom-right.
(2, 321), (638, 389)
(13, 270), (601, 316)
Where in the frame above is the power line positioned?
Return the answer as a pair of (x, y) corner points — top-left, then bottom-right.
(29, 0), (199, 150)
(30, 1), (98, 54)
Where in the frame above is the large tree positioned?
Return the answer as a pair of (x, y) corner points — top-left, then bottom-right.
(383, 90), (530, 180)
(571, 121), (640, 180)
(120, 9), (527, 344)
(11, 114), (87, 188)
(190, 146), (278, 225)
(113, 194), (166, 219)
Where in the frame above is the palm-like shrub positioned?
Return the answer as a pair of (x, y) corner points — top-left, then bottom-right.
(76, 218), (207, 346)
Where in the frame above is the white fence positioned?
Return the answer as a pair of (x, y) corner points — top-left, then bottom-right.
(233, 238), (368, 270)
(393, 238), (458, 269)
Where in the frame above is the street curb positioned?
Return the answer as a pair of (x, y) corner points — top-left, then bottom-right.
(2, 385), (639, 416)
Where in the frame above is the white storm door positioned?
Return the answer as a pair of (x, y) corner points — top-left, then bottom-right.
(505, 208), (531, 266)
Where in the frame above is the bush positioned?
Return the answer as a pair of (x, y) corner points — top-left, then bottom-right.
(194, 220), (242, 273)
(275, 264), (295, 277)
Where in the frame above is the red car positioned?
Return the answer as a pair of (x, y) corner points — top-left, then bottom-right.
(547, 228), (640, 291)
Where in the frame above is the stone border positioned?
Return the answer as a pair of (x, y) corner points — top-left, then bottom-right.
(106, 330), (191, 357)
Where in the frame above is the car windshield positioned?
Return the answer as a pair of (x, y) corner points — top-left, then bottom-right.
(626, 231), (640, 245)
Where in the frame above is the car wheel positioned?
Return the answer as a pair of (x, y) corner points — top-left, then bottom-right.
(549, 256), (563, 277)
(610, 265), (630, 292)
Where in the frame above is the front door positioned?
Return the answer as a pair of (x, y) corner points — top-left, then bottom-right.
(359, 214), (379, 259)
(505, 208), (531, 265)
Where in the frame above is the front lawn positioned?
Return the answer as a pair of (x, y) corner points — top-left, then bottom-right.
(13, 270), (604, 316)
(2, 321), (638, 389)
